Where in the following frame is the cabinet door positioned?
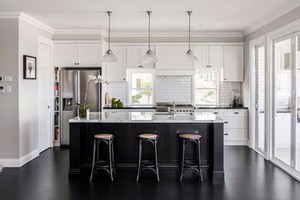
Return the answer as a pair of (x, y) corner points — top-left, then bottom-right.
(105, 46), (126, 82)
(53, 44), (77, 67)
(209, 46), (223, 69)
(156, 46), (194, 69)
(223, 46), (244, 81)
(194, 46), (208, 68)
(77, 44), (101, 67)
(127, 46), (155, 69)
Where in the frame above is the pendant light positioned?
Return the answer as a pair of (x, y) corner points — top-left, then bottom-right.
(103, 11), (118, 62)
(142, 11), (158, 63)
(182, 11), (198, 63)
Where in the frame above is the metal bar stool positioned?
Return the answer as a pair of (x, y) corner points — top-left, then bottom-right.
(136, 133), (160, 181)
(179, 133), (203, 181)
(90, 133), (115, 181)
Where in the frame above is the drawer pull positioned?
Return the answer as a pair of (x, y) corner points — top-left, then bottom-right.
(224, 133), (229, 135)
(234, 112), (239, 114)
(224, 121), (229, 124)
(213, 112), (219, 114)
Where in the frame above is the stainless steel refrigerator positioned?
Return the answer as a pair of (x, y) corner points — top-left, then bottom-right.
(60, 68), (102, 145)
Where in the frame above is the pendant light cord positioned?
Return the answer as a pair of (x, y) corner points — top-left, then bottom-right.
(107, 11), (111, 50)
(147, 11), (151, 51)
(188, 11), (191, 51)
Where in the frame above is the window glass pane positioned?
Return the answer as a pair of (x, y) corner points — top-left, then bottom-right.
(195, 72), (217, 105)
(130, 72), (153, 105)
(195, 89), (217, 105)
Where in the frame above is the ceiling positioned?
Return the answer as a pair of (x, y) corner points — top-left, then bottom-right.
(0, 0), (299, 35)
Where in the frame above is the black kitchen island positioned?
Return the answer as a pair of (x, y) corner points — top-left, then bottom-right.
(69, 112), (224, 181)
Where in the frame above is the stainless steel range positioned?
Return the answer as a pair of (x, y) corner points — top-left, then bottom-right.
(156, 102), (194, 113)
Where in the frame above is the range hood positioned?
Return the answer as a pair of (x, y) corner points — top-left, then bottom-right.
(155, 69), (195, 76)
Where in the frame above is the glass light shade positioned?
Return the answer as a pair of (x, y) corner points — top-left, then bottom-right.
(102, 49), (118, 62)
(182, 49), (198, 63)
(142, 49), (158, 63)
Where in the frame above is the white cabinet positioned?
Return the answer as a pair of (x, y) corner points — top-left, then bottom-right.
(194, 46), (223, 70)
(155, 45), (194, 70)
(105, 46), (126, 82)
(126, 46), (155, 69)
(53, 43), (101, 67)
(201, 109), (248, 145)
(222, 46), (244, 81)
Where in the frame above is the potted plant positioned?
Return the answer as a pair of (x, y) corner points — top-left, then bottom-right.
(76, 75), (108, 118)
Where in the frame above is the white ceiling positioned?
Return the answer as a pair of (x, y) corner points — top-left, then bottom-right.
(0, 0), (299, 35)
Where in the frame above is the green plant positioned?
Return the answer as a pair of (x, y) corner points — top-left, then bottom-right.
(75, 102), (91, 117)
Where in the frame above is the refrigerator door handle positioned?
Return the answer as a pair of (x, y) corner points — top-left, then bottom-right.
(73, 70), (79, 116)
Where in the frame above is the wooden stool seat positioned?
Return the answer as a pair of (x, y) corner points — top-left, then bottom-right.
(138, 133), (158, 139)
(94, 133), (114, 139)
(179, 134), (202, 140)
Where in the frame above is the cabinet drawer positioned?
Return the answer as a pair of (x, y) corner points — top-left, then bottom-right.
(205, 110), (227, 117)
(226, 110), (247, 117)
(224, 129), (247, 141)
(222, 117), (247, 129)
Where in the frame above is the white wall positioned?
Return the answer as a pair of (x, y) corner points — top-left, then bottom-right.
(0, 17), (52, 166)
(0, 18), (20, 159)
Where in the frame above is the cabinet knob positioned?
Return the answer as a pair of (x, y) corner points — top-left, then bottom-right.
(224, 78), (227, 80)
(234, 112), (239, 114)
(207, 65), (212, 68)
(213, 112), (219, 114)
(139, 65), (143, 68)
(224, 121), (229, 124)
(224, 133), (229, 135)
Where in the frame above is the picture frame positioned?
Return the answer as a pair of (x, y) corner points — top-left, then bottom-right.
(23, 55), (37, 79)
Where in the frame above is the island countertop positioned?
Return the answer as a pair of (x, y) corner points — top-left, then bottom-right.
(69, 111), (223, 123)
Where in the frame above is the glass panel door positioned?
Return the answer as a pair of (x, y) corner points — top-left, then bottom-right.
(255, 43), (265, 153)
(296, 34), (300, 172)
(273, 36), (293, 166)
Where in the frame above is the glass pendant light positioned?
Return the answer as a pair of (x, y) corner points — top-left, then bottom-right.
(142, 11), (158, 63)
(182, 11), (198, 63)
(103, 11), (118, 62)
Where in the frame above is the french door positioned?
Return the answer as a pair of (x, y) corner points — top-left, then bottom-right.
(273, 33), (300, 174)
(255, 43), (265, 154)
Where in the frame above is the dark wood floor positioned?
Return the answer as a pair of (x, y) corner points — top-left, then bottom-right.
(1, 146), (300, 200)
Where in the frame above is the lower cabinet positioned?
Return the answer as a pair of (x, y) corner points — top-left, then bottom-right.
(202, 109), (248, 145)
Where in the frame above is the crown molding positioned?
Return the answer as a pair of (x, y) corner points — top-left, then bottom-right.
(54, 29), (244, 38)
(0, 12), (55, 34)
(244, 1), (300, 36)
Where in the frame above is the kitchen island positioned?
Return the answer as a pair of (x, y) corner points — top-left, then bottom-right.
(69, 111), (224, 181)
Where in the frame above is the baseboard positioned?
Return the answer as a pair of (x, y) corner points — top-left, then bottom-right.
(0, 149), (39, 167)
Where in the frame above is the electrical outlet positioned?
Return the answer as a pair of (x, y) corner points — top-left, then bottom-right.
(6, 85), (11, 93)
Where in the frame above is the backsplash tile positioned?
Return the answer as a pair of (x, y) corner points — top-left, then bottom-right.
(155, 76), (192, 103)
(219, 82), (242, 106)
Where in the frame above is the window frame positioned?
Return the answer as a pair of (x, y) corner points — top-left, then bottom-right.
(193, 68), (220, 106)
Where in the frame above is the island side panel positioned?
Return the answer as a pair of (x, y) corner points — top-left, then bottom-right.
(213, 122), (224, 181)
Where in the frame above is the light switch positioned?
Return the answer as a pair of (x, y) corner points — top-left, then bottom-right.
(4, 76), (12, 82)
(6, 85), (11, 93)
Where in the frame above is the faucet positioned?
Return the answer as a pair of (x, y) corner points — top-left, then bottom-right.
(172, 100), (176, 119)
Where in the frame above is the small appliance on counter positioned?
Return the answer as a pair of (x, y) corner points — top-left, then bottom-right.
(231, 89), (243, 108)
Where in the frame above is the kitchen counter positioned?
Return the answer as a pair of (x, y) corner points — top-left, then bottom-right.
(103, 106), (248, 110)
(69, 111), (224, 181)
(69, 111), (222, 123)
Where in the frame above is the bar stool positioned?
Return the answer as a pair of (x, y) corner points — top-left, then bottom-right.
(90, 133), (115, 181)
(136, 133), (160, 181)
(179, 133), (203, 181)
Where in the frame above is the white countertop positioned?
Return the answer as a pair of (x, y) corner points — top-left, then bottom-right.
(69, 111), (224, 123)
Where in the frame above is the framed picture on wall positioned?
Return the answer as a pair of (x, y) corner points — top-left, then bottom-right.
(23, 55), (37, 79)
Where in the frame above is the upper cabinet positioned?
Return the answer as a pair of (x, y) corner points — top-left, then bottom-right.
(222, 46), (244, 81)
(126, 46), (155, 69)
(194, 46), (223, 70)
(53, 42), (102, 67)
(104, 46), (126, 82)
(155, 45), (194, 70)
